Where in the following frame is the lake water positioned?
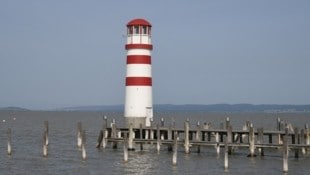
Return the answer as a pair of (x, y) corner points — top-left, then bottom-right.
(0, 111), (309, 175)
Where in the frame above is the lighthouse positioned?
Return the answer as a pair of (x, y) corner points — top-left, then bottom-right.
(124, 18), (153, 128)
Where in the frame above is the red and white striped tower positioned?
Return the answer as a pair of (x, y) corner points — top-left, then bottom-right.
(124, 18), (153, 128)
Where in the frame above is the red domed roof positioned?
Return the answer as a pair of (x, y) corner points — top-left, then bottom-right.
(127, 18), (152, 27)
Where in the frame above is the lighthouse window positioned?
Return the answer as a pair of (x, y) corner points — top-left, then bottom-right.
(142, 26), (147, 34)
(128, 27), (133, 34)
(134, 26), (139, 34)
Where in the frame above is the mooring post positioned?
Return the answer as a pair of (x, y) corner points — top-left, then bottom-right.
(283, 128), (289, 173)
(257, 128), (264, 156)
(227, 125), (233, 154)
(124, 131), (128, 162)
(150, 119), (154, 142)
(44, 121), (49, 146)
(112, 120), (118, 149)
(301, 129), (306, 155)
(184, 120), (190, 154)
(156, 124), (161, 152)
(294, 127), (299, 158)
(96, 130), (104, 148)
(102, 116), (108, 148)
(305, 124), (310, 145)
(7, 128), (12, 155)
(128, 123), (134, 151)
(277, 118), (282, 144)
(172, 131), (178, 166)
(43, 130), (48, 157)
(140, 123), (143, 151)
(82, 130), (87, 160)
(77, 122), (82, 148)
(248, 124), (256, 157)
(196, 122), (201, 153)
(168, 124), (173, 151)
(224, 137), (229, 170)
(215, 132), (220, 154)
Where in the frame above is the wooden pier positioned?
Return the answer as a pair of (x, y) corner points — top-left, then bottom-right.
(97, 117), (310, 172)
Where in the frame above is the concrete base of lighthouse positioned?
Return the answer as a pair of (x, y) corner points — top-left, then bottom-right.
(125, 117), (147, 128)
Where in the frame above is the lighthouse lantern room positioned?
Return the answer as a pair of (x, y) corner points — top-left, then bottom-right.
(124, 18), (153, 128)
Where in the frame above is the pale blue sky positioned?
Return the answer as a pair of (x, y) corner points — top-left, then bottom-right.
(1, 0), (310, 109)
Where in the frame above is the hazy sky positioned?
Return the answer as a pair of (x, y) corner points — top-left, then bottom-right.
(1, 0), (310, 109)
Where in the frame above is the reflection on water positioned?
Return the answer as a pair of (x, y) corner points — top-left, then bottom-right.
(0, 111), (309, 175)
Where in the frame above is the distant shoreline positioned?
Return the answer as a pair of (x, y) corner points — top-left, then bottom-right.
(1, 104), (310, 113)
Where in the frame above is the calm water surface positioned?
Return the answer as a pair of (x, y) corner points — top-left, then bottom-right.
(0, 111), (309, 175)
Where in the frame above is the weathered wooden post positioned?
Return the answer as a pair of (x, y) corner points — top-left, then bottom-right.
(150, 119), (154, 143)
(227, 125), (233, 154)
(248, 124), (256, 157)
(283, 128), (289, 173)
(196, 122), (201, 153)
(77, 122), (82, 148)
(215, 132), (220, 154)
(224, 137), (229, 170)
(277, 118), (282, 144)
(305, 124), (310, 146)
(43, 130), (48, 157)
(140, 123), (143, 151)
(293, 127), (299, 158)
(102, 115), (108, 148)
(156, 124), (161, 152)
(257, 128), (264, 156)
(44, 121), (49, 146)
(301, 129), (306, 155)
(128, 123), (134, 151)
(96, 130), (104, 148)
(172, 131), (178, 166)
(124, 132), (128, 162)
(184, 120), (190, 154)
(82, 130), (87, 160)
(111, 120), (118, 149)
(7, 128), (12, 155)
(168, 124), (173, 151)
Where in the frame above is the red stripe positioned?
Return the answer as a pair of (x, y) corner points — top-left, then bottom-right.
(127, 55), (151, 64)
(126, 77), (152, 86)
(125, 44), (153, 50)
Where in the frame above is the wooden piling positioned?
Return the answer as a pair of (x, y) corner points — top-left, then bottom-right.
(44, 121), (49, 146)
(102, 116), (108, 148)
(156, 124), (161, 152)
(196, 123), (201, 153)
(43, 130), (48, 157)
(112, 121), (118, 149)
(96, 130), (104, 148)
(215, 132), (220, 154)
(294, 127), (299, 158)
(257, 128), (264, 156)
(168, 124), (173, 151)
(124, 132), (128, 162)
(248, 124), (256, 157)
(301, 129), (306, 155)
(140, 123), (143, 151)
(283, 128), (289, 173)
(184, 120), (190, 154)
(77, 122), (82, 148)
(7, 128), (12, 155)
(224, 137), (229, 169)
(128, 123), (134, 151)
(172, 131), (178, 166)
(82, 130), (87, 160)
(227, 125), (232, 155)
